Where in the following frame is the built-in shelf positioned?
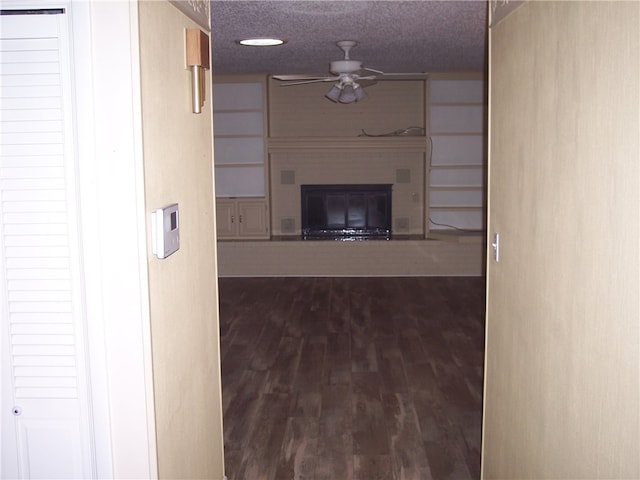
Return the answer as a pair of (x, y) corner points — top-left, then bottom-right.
(431, 206), (484, 211)
(427, 74), (486, 232)
(430, 185), (483, 191)
(213, 76), (269, 236)
(430, 164), (485, 169)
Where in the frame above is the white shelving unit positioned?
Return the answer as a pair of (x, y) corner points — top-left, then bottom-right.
(212, 76), (269, 239)
(427, 74), (486, 232)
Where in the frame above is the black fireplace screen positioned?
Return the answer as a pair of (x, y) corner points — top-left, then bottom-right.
(301, 184), (392, 239)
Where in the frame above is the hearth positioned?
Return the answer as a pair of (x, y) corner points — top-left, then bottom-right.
(301, 184), (392, 240)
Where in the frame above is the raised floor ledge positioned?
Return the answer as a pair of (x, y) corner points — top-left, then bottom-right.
(216, 233), (486, 277)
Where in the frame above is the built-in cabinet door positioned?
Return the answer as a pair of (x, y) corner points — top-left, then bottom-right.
(216, 199), (268, 239)
(215, 201), (236, 237)
(237, 200), (268, 237)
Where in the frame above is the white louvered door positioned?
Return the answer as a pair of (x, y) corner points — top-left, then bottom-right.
(1, 9), (95, 479)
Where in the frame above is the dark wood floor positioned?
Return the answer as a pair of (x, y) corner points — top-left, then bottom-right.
(218, 276), (485, 480)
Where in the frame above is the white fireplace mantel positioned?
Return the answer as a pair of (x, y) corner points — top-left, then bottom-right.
(268, 136), (428, 153)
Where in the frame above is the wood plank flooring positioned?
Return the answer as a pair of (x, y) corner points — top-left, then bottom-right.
(219, 277), (485, 480)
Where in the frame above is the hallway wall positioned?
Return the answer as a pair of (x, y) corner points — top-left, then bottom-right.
(483, 2), (639, 478)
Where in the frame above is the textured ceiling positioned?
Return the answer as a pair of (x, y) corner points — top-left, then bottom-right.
(210, 1), (488, 77)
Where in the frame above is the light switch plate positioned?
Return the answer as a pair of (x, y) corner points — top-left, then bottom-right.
(492, 232), (500, 262)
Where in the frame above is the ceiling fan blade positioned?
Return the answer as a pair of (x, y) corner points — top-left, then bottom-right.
(375, 72), (429, 80)
(363, 67), (384, 75)
(362, 67), (428, 81)
(278, 78), (339, 86)
(272, 75), (331, 81)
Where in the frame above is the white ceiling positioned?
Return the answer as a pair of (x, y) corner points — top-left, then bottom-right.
(210, 1), (488, 77)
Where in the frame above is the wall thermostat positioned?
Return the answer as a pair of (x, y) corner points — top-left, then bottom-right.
(151, 203), (180, 259)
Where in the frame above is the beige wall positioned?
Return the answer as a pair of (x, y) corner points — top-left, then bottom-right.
(483, 1), (639, 478)
(268, 78), (425, 137)
(138, 2), (224, 478)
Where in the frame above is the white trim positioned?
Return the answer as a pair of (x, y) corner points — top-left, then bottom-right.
(75, 1), (157, 477)
(67, 1), (113, 477)
(128, 0), (159, 476)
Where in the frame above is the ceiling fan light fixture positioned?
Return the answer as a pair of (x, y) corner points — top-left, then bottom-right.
(325, 84), (343, 102)
(339, 84), (357, 104)
(354, 84), (367, 102)
(237, 38), (286, 47)
(275, 40), (425, 104)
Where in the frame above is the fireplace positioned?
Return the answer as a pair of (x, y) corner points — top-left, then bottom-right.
(301, 184), (392, 240)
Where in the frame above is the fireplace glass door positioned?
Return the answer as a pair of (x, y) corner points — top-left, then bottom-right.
(301, 184), (392, 239)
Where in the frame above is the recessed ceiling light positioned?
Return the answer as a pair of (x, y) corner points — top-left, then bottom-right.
(237, 38), (286, 47)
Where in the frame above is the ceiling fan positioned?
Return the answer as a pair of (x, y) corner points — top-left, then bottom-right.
(273, 40), (428, 104)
